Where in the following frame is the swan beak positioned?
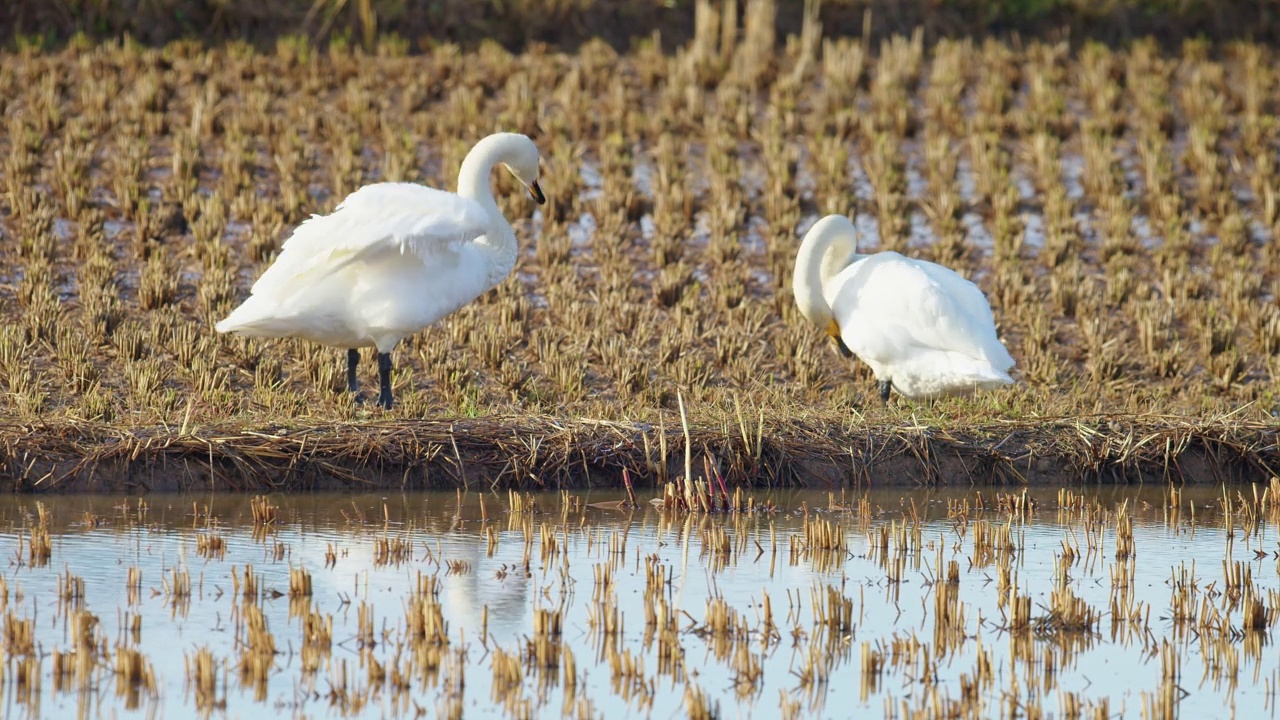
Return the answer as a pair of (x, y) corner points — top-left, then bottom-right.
(826, 319), (854, 358)
(528, 180), (546, 205)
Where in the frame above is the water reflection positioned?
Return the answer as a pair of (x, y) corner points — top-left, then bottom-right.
(0, 485), (1275, 719)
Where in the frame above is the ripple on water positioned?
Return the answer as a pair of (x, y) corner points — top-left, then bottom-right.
(956, 155), (978, 204)
(1022, 211), (1045, 249)
(567, 212), (596, 248)
(846, 152), (875, 204)
(793, 146), (818, 201)
(103, 218), (129, 239)
(902, 139), (927, 201)
(962, 211), (994, 254)
(1133, 213), (1159, 250)
(908, 209), (935, 249)
(54, 217), (77, 241)
(630, 159), (654, 198)
(741, 215), (768, 256)
(578, 159), (602, 201)
(854, 211), (882, 251)
(1061, 153), (1086, 201)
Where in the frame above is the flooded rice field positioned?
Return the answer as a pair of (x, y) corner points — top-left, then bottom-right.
(2, 484), (1278, 718)
(4, 24), (1280, 493)
(4, 29), (1280, 432)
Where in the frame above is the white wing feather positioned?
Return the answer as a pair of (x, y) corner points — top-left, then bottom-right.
(829, 253), (1014, 369)
(251, 182), (490, 296)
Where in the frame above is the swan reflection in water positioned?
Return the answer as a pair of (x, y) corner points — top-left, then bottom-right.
(297, 529), (532, 640)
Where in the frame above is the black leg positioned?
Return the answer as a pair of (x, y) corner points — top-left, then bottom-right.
(346, 349), (360, 394)
(834, 336), (854, 359)
(878, 380), (892, 404)
(377, 352), (393, 409)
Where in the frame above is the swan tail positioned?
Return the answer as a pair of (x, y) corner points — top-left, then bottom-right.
(970, 371), (1014, 390)
(950, 357), (1014, 388)
(215, 297), (287, 337)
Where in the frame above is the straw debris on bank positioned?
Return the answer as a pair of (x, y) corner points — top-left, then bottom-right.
(2, 414), (1275, 492)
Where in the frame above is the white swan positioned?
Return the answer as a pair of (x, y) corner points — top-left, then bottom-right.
(792, 214), (1015, 402)
(215, 132), (545, 409)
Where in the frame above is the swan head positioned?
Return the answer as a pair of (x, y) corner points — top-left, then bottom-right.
(496, 134), (546, 205)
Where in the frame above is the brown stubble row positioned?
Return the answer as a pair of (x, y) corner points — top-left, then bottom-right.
(1, 2), (1279, 462)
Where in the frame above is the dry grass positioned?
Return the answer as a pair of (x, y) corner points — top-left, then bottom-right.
(2, 412), (1276, 491)
(2, 9), (1280, 490)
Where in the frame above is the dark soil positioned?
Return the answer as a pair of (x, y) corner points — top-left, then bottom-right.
(4, 0), (1280, 52)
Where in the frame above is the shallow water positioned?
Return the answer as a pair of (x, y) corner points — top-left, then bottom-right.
(1, 486), (1277, 719)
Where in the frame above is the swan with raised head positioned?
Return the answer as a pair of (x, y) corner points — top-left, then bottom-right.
(793, 214), (1015, 402)
(216, 132), (546, 409)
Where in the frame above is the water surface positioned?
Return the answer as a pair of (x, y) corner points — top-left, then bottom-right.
(1, 486), (1276, 718)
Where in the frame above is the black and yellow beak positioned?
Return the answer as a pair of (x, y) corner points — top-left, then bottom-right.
(826, 318), (853, 358)
(529, 180), (546, 205)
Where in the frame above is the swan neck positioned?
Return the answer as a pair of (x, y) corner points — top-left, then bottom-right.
(457, 136), (504, 207)
(794, 218), (858, 326)
(457, 136), (518, 282)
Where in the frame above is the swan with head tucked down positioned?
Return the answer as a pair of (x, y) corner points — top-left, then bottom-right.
(792, 214), (1015, 402)
(215, 132), (546, 409)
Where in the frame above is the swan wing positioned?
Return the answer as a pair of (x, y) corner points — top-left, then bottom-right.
(250, 182), (490, 296)
(830, 253), (1014, 369)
